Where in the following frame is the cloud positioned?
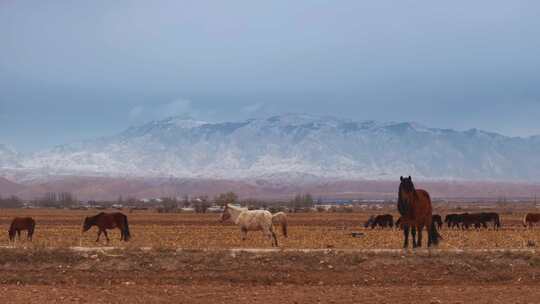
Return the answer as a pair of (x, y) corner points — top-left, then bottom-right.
(155, 99), (193, 119)
(128, 99), (198, 122)
(241, 102), (265, 116)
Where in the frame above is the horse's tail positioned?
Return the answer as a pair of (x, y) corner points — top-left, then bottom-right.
(430, 220), (442, 245)
(8, 221), (15, 241)
(272, 212), (288, 237)
(122, 215), (131, 241)
(494, 214), (501, 229)
(29, 219), (35, 237)
(523, 214), (529, 227)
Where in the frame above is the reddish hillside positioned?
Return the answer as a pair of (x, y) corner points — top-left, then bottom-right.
(11, 176), (540, 201)
(0, 177), (26, 196)
(16, 177), (262, 201)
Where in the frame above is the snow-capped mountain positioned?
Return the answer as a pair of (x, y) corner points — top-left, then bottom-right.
(10, 114), (540, 182)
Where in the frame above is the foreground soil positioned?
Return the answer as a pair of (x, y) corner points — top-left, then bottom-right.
(3, 284), (539, 304)
(0, 249), (539, 303)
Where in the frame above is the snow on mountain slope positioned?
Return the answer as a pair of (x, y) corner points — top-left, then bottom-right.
(12, 114), (540, 182)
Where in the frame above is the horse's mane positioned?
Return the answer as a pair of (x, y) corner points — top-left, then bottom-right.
(398, 180), (420, 217)
(227, 204), (248, 211)
(397, 183), (410, 216)
(87, 212), (105, 223)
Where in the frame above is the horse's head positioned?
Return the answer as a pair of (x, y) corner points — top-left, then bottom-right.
(8, 228), (15, 241)
(82, 216), (92, 232)
(397, 176), (415, 216)
(395, 217), (402, 227)
(399, 176), (415, 195)
(220, 205), (231, 222)
(364, 215), (374, 228)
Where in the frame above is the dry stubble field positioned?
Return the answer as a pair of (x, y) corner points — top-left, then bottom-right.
(1, 207), (540, 303)
(0, 207), (539, 249)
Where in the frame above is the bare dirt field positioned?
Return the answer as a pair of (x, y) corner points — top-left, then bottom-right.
(1, 207), (539, 249)
(1, 207), (540, 303)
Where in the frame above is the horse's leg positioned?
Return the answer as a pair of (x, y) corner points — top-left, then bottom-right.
(241, 227), (248, 241)
(264, 226), (278, 247)
(271, 230), (278, 247)
(412, 225), (422, 248)
(17, 230), (21, 240)
(411, 226), (418, 248)
(96, 230), (102, 242)
(103, 230), (110, 243)
(403, 225), (410, 248)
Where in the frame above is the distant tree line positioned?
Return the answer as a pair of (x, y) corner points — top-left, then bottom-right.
(0, 190), (323, 213)
(0, 195), (23, 208)
(290, 193), (314, 211)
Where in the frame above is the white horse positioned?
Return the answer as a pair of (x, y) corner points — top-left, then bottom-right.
(220, 204), (287, 247)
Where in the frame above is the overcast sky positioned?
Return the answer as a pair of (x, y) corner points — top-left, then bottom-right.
(1, 1), (539, 152)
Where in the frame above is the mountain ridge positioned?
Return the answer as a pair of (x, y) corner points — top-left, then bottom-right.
(2, 114), (540, 182)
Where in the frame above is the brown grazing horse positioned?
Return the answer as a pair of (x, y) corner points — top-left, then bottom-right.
(9, 217), (36, 241)
(523, 213), (540, 228)
(397, 176), (440, 248)
(82, 212), (131, 242)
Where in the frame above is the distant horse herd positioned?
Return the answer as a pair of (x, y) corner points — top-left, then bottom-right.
(5, 176), (540, 248)
(367, 213), (500, 231)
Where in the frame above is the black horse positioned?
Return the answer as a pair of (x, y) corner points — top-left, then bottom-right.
(432, 214), (443, 230)
(479, 212), (501, 229)
(364, 214), (394, 229)
(445, 213), (467, 229)
(461, 212), (501, 230)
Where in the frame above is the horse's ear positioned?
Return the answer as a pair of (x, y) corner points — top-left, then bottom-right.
(400, 176), (403, 181)
(408, 175), (411, 180)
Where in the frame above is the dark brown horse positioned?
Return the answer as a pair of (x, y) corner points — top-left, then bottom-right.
(523, 213), (540, 228)
(364, 214), (394, 229)
(397, 176), (440, 248)
(82, 212), (131, 242)
(9, 217), (35, 241)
